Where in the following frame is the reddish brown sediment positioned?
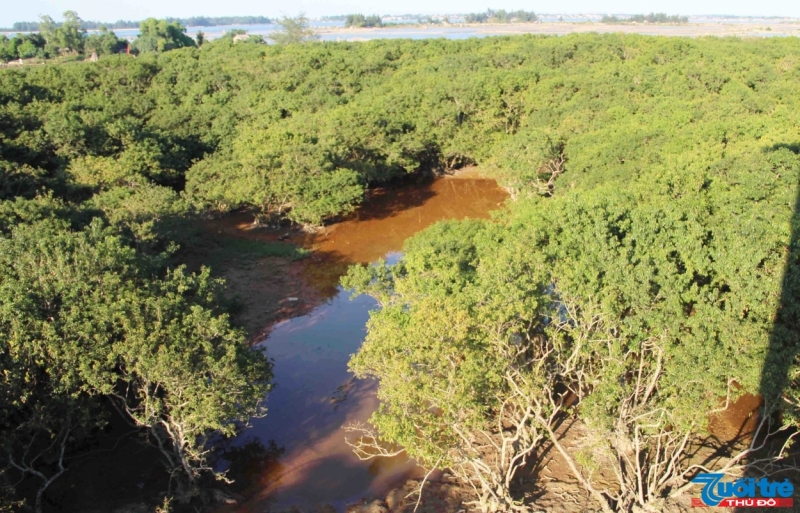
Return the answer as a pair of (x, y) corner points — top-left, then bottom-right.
(709, 391), (763, 443)
(291, 175), (509, 297)
(200, 175), (509, 339)
(213, 175), (508, 512)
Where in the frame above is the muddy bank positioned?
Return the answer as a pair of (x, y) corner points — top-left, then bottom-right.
(211, 175), (508, 512)
(177, 215), (318, 341)
(188, 174), (508, 339)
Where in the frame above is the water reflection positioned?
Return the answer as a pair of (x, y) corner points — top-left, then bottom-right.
(222, 438), (285, 495)
(227, 176), (508, 511)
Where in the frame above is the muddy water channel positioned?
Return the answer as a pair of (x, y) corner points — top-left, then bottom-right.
(227, 175), (508, 512)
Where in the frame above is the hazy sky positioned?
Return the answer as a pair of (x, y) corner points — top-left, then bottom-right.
(2, 0), (799, 26)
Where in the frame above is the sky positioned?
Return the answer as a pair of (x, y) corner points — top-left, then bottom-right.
(2, 0), (800, 27)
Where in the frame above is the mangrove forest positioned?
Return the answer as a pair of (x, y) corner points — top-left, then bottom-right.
(1, 28), (800, 512)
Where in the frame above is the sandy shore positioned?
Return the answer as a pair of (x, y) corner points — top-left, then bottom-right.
(317, 21), (800, 40)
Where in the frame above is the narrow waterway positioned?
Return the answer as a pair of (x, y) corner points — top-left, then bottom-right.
(226, 174), (508, 512)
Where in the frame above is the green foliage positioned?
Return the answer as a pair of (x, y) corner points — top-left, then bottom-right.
(465, 9), (538, 23)
(218, 29), (264, 45)
(323, 34), (800, 509)
(40, 11), (87, 54)
(602, 13), (689, 23)
(344, 220), (526, 469)
(3, 34), (800, 227)
(88, 179), (190, 243)
(629, 12), (689, 23)
(345, 14), (383, 28)
(133, 18), (195, 53)
(268, 15), (319, 45)
(2, 12), (125, 61)
(0, 37), (16, 63)
(0, 218), (271, 507)
(185, 124), (364, 225)
(85, 27), (126, 56)
(3, 31), (800, 508)
(0, 33), (46, 62)
(348, 148), (800, 507)
(3, 21), (42, 32)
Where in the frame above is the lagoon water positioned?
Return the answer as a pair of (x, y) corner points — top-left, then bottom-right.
(108, 21), (507, 42)
(219, 176), (508, 511)
(86, 17), (800, 44)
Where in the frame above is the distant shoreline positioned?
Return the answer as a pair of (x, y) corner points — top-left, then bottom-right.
(4, 20), (799, 39)
(317, 21), (800, 38)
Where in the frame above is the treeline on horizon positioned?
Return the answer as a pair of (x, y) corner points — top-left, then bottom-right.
(344, 14), (383, 28)
(329, 10), (692, 25)
(2, 28), (800, 512)
(464, 8), (538, 23)
(1, 15), (271, 32)
(343, 9), (541, 26)
(602, 12), (689, 23)
(1, 11), (215, 63)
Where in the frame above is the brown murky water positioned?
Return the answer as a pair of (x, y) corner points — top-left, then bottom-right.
(224, 175), (508, 512)
(293, 174), (509, 299)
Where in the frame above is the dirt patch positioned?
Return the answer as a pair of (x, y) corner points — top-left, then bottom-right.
(365, 409), (791, 513)
(182, 176), (509, 341)
(366, 476), (467, 513)
(177, 215), (322, 341)
(218, 256), (322, 342)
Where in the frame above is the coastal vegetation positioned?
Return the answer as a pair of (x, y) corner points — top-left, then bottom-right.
(0, 27), (799, 511)
(339, 34), (800, 511)
(1, 16), (271, 33)
(464, 9), (538, 23)
(131, 18), (196, 53)
(601, 12), (690, 23)
(267, 15), (319, 45)
(0, 33), (47, 61)
(0, 11), (200, 62)
(344, 14), (383, 28)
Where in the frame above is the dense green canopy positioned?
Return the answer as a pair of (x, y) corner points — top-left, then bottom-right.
(2, 31), (800, 510)
(337, 33), (800, 511)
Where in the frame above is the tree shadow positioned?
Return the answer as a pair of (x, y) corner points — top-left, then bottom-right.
(757, 142), (800, 444)
(348, 178), (438, 223)
(219, 437), (285, 495)
(733, 143), (800, 511)
(41, 406), (168, 512)
(525, 417), (577, 506)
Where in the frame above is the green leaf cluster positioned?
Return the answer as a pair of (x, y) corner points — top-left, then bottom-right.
(344, 14), (383, 28)
(465, 9), (538, 23)
(268, 15), (319, 45)
(39, 11), (87, 54)
(133, 18), (196, 54)
(0, 33), (47, 62)
(0, 217), (271, 507)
